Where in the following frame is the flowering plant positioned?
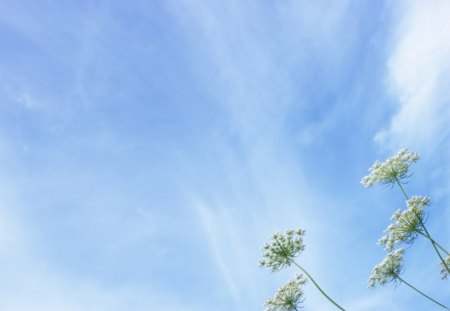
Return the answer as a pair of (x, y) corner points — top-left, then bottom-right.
(362, 148), (449, 309)
(260, 229), (346, 311)
(259, 148), (449, 310)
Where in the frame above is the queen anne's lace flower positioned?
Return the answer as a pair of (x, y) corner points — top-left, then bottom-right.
(441, 255), (450, 279)
(265, 274), (307, 311)
(260, 229), (305, 272)
(361, 148), (419, 187)
(378, 196), (429, 250)
(369, 248), (405, 288)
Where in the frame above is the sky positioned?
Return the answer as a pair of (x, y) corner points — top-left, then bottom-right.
(0, 0), (449, 310)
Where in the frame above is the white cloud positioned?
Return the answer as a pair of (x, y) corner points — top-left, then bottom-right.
(167, 2), (384, 309)
(0, 264), (198, 311)
(376, 0), (450, 151)
(16, 91), (42, 110)
(0, 193), (195, 311)
(191, 198), (241, 302)
(167, 0), (354, 143)
(0, 186), (26, 257)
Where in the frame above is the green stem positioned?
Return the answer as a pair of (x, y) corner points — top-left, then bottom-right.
(395, 179), (409, 201)
(418, 216), (450, 276)
(272, 237), (347, 310)
(394, 178), (450, 276)
(396, 275), (449, 310)
(417, 231), (450, 256)
(291, 261), (347, 311)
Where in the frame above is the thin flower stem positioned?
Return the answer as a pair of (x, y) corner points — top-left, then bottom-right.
(417, 231), (450, 256)
(272, 236), (346, 310)
(418, 216), (450, 276)
(291, 261), (347, 311)
(396, 275), (450, 310)
(394, 178), (450, 276)
(395, 179), (409, 201)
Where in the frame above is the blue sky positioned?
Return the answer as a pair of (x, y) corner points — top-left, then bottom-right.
(0, 0), (449, 310)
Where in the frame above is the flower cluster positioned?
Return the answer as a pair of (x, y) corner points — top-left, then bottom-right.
(369, 248), (405, 288)
(361, 148), (419, 187)
(260, 229), (306, 272)
(441, 255), (450, 280)
(265, 274), (307, 311)
(378, 196), (429, 250)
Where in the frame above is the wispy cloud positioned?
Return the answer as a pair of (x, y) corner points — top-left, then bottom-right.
(167, 1), (398, 309)
(167, 0), (356, 140)
(0, 260), (199, 311)
(0, 185), (26, 256)
(375, 0), (450, 152)
(191, 198), (240, 302)
(1, 1), (446, 310)
(0, 165), (197, 311)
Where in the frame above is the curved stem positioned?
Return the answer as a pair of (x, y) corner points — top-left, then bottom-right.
(291, 261), (347, 311)
(396, 275), (449, 310)
(272, 237), (347, 310)
(394, 178), (450, 276)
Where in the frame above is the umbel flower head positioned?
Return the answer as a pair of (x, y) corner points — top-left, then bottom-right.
(361, 148), (419, 187)
(369, 248), (405, 288)
(260, 229), (305, 272)
(378, 196), (429, 251)
(265, 274), (307, 311)
(441, 255), (450, 280)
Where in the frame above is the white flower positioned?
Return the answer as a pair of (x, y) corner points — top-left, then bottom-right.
(378, 196), (429, 250)
(369, 248), (405, 288)
(361, 148), (419, 187)
(260, 229), (306, 272)
(407, 196), (430, 210)
(265, 274), (307, 311)
(441, 255), (450, 280)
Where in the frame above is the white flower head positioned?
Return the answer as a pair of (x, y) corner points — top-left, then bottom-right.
(378, 196), (429, 250)
(260, 229), (305, 272)
(361, 148), (419, 187)
(265, 274), (307, 311)
(441, 255), (450, 280)
(369, 248), (405, 288)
